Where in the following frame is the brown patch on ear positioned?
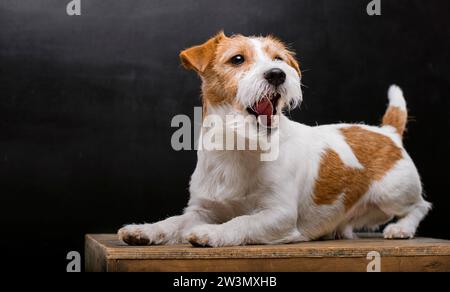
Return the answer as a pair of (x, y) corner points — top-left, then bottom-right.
(313, 126), (403, 210)
(179, 31), (226, 74)
(287, 53), (301, 76)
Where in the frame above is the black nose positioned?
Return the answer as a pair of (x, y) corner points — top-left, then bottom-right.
(264, 68), (286, 86)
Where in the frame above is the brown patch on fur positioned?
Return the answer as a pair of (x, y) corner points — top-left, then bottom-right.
(179, 31), (226, 73)
(202, 35), (256, 105)
(382, 106), (407, 136)
(118, 228), (150, 246)
(180, 33), (256, 108)
(286, 53), (301, 76)
(180, 33), (302, 114)
(260, 36), (301, 76)
(187, 234), (212, 247)
(313, 126), (403, 210)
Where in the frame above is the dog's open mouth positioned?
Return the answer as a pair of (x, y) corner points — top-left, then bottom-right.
(247, 93), (281, 127)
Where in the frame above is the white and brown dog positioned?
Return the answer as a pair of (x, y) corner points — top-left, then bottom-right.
(118, 32), (431, 247)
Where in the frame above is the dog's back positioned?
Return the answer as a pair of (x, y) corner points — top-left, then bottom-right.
(295, 85), (430, 240)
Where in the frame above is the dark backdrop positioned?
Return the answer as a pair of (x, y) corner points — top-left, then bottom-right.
(1, 0), (449, 271)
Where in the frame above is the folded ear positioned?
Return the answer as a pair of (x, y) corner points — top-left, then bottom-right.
(287, 52), (301, 77)
(179, 31), (226, 74)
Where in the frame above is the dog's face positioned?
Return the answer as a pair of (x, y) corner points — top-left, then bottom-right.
(180, 32), (302, 127)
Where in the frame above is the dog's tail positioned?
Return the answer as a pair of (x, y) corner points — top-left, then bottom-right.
(382, 85), (408, 137)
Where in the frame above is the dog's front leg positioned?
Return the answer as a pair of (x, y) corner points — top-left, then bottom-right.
(186, 208), (306, 247)
(118, 211), (207, 245)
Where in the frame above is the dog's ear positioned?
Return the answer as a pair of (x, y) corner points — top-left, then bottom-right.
(287, 52), (301, 77)
(179, 31), (226, 74)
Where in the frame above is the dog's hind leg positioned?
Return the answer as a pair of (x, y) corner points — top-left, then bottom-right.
(368, 156), (432, 239)
(382, 198), (431, 239)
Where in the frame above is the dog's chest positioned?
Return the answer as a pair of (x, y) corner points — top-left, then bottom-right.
(190, 150), (263, 203)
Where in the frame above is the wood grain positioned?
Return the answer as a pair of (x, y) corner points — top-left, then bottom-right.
(112, 256), (450, 272)
(85, 234), (450, 272)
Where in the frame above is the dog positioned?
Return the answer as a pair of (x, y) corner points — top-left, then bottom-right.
(118, 32), (431, 247)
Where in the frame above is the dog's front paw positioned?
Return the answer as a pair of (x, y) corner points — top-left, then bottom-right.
(383, 223), (415, 239)
(186, 225), (223, 247)
(118, 225), (150, 245)
(118, 224), (166, 246)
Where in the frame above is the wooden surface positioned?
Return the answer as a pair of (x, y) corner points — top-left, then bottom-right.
(85, 234), (450, 272)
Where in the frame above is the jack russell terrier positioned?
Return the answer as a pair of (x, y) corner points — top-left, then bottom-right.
(118, 32), (431, 247)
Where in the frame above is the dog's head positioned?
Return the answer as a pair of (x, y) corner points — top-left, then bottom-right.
(180, 32), (302, 127)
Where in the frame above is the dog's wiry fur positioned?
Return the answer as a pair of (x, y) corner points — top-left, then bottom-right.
(118, 33), (431, 246)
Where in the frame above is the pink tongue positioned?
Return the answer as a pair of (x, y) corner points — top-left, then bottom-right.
(254, 98), (274, 127)
(254, 98), (273, 117)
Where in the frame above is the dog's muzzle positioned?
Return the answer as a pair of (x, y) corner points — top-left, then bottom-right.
(264, 68), (286, 87)
(246, 68), (285, 127)
(247, 92), (281, 127)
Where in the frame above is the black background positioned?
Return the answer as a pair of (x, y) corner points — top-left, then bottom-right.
(0, 0), (449, 271)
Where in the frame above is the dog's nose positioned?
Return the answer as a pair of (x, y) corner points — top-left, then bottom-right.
(264, 68), (286, 86)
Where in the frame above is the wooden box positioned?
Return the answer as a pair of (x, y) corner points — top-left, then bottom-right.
(85, 234), (450, 272)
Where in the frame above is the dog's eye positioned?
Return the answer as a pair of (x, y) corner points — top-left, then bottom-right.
(229, 55), (245, 65)
(274, 56), (284, 61)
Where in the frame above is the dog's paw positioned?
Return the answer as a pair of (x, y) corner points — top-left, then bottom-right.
(335, 226), (357, 240)
(118, 224), (166, 245)
(118, 225), (150, 245)
(383, 223), (415, 239)
(185, 225), (223, 247)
